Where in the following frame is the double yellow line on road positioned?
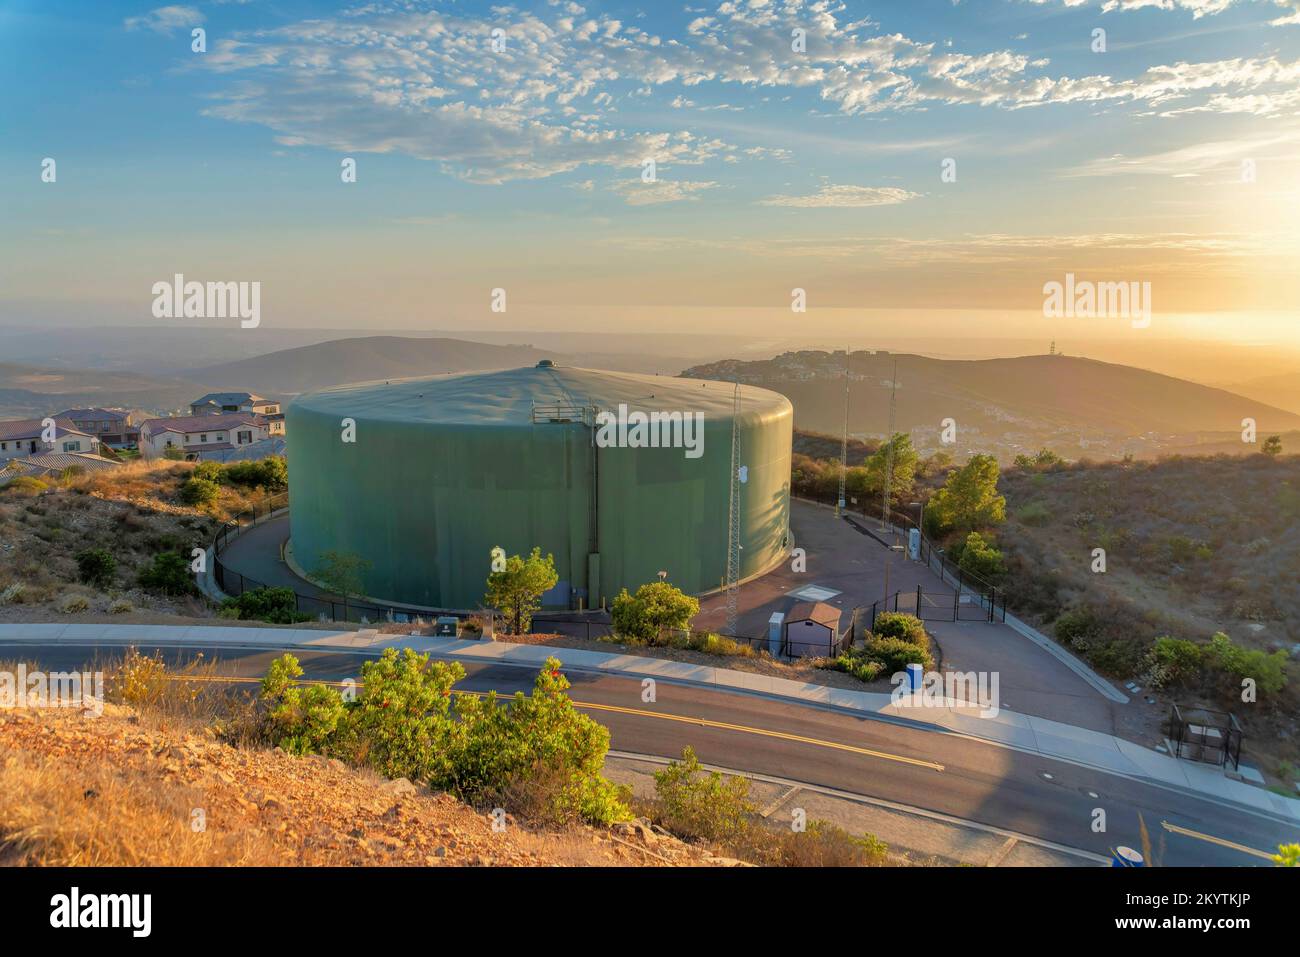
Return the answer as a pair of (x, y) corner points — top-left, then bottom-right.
(168, 673), (944, 773)
(1161, 820), (1275, 861)
(574, 698), (944, 772)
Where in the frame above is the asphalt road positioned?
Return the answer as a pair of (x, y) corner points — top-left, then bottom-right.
(5, 642), (1295, 866)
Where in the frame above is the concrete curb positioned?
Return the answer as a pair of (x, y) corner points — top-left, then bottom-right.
(1, 622), (1296, 824)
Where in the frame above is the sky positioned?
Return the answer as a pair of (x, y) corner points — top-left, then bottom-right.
(2, 0), (1299, 349)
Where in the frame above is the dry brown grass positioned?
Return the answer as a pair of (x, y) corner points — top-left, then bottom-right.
(0, 748), (284, 866)
(0, 701), (720, 867)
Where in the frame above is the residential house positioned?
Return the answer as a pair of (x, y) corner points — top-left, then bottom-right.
(137, 413), (271, 461)
(52, 407), (139, 448)
(190, 392), (285, 436)
(0, 418), (100, 463)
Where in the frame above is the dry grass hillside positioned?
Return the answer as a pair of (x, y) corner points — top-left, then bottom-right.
(0, 460), (273, 622)
(0, 701), (716, 867)
(997, 452), (1299, 777)
(0, 648), (899, 868)
(1000, 453), (1299, 655)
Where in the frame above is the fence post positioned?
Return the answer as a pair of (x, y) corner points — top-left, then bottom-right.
(916, 585), (922, 618)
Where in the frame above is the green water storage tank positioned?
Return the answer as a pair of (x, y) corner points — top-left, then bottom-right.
(286, 364), (792, 610)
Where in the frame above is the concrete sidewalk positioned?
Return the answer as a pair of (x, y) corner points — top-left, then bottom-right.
(3, 621), (1297, 825)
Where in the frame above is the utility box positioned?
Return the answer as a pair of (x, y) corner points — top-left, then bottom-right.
(434, 616), (460, 637)
(908, 527), (921, 561)
(768, 612), (785, 656)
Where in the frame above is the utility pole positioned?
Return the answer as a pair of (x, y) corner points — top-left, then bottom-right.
(836, 347), (850, 516)
(879, 359), (898, 534)
(725, 380), (742, 637)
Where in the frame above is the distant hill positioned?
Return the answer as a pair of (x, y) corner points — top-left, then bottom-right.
(184, 336), (562, 396)
(1218, 372), (1300, 417)
(683, 351), (1300, 462)
(0, 363), (198, 419)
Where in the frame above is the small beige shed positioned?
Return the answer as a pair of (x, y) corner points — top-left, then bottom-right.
(783, 601), (842, 658)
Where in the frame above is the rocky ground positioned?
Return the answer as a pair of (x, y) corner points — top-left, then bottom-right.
(0, 702), (733, 867)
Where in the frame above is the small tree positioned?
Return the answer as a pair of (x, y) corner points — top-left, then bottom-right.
(926, 453), (1006, 537)
(75, 548), (117, 588)
(313, 550), (372, 620)
(1262, 435), (1283, 457)
(483, 546), (558, 635)
(612, 580), (700, 644)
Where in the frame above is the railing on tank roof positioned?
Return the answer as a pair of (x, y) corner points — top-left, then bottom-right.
(530, 402), (596, 425)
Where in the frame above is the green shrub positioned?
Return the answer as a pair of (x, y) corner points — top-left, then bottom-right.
(820, 649), (883, 683)
(346, 648), (464, 781)
(178, 476), (220, 507)
(1016, 501), (1052, 526)
(871, 611), (928, 647)
(138, 552), (195, 596)
(1207, 632), (1287, 695)
(259, 654), (350, 756)
(611, 580), (700, 644)
(438, 655), (629, 825)
(107, 598), (133, 615)
(75, 548), (117, 588)
(252, 651), (630, 826)
(1149, 636), (1203, 687)
(863, 636), (931, 673)
(2, 476), (48, 495)
(1053, 607), (1101, 647)
(224, 457), (287, 491)
(957, 531), (1005, 581)
(192, 461), (224, 483)
(652, 746), (754, 845)
(221, 586), (311, 624)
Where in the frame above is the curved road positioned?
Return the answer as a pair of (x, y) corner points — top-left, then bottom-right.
(5, 641), (1295, 866)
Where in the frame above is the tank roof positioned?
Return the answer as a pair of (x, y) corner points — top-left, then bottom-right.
(290, 366), (790, 425)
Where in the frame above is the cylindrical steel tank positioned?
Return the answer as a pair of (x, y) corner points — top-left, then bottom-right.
(286, 363), (792, 610)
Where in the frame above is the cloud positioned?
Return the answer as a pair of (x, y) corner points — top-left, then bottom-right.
(758, 185), (919, 208)
(124, 5), (203, 35)
(1061, 130), (1300, 176)
(610, 231), (1280, 266)
(187, 1), (1300, 184)
(1027, 0), (1300, 22)
(608, 179), (720, 205)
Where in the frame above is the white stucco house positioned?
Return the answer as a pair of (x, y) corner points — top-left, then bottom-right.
(137, 413), (272, 460)
(0, 418), (100, 463)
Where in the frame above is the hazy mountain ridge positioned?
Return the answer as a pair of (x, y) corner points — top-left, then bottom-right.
(182, 336), (562, 396)
(682, 351), (1300, 462)
(0, 363), (200, 418)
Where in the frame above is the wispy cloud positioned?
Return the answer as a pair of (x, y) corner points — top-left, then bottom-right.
(608, 179), (720, 205)
(124, 5), (203, 35)
(758, 185), (919, 208)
